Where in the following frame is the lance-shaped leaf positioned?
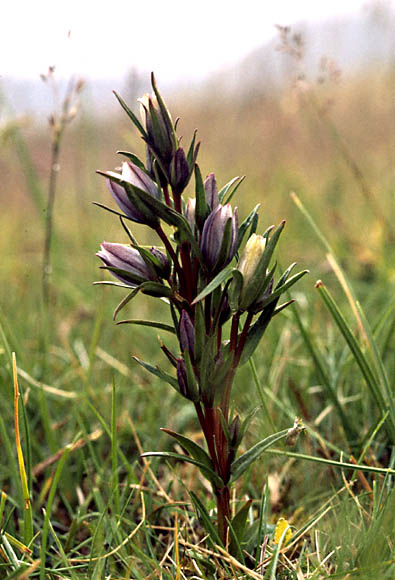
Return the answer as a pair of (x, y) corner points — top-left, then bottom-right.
(237, 301), (278, 366)
(252, 269), (309, 312)
(189, 491), (223, 547)
(113, 91), (148, 138)
(141, 451), (224, 488)
(222, 175), (245, 205)
(133, 356), (179, 392)
(116, 319), (176, 334)
(161, 428), (214, 471)
(230, 429), (289, 482)
(117, 151), (146, 171)
(228, 499), (252, 560)
(192, 265), (234, 305)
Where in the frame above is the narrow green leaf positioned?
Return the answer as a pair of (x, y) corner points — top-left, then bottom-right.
(229, 499), (252, 557)
(316, 281), (394, 438)
(117, 151), (146, 170)
(192, 266), (234, 305)
(116, 319), (175, 333)
(189, 491), (223, 546)
(141, 451), (224, 488)
(161, 428), (213, 470)
(194, 164), (209, 230)
(218, 176), (241, 203)
(112, 288), (141, 320)
(113, 91), (148, 138)
(238, 303), (277, 366)
(230, 429), (289, 482)
(133, 357), (179, 391)
(222, 175), (245, 205)
(237, 204), (260, 251)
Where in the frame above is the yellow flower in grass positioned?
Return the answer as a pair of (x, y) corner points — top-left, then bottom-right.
(274, 517), (292, 546)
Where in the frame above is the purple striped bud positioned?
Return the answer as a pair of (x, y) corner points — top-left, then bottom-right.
(200, 204), (238, 271)
(107, 161), (160, 225)
(139, 91), (177, 166)
(96, 242), (157, 287)
(179, 310), (195, 356)
(170, 147), (191, 194)
(204, 173), (219, 210)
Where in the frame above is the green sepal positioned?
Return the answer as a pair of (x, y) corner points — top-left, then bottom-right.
(183, 350), (200, 402)
(113, 91), (148, 138)
(112, 287), (142, 320)
(194, 164), (209, 231)
(117, 151), (146, 171)
(192, 266), (234, 305)
(222, 175), (245, 205)
(133, 356), (179, 392)
(228, 499), (252, 559)
(218, 176), (242, 204)
(236, 204), (260, 251)
(187, 130), (200, 168)
(141, 451), (224, 489)
(189, 491), (223, 547)
(253, 269), (309, 312)
(230, 429), (289, 482)
(161, 428), (214, 471)
(116, 319), (176, 334)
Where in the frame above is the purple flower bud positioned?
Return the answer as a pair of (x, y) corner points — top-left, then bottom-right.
(149, 247), (171, 279)
(200, 204), (238, 271)
(204, 173), (219, 210)
(170, 147), (191, 194)
(139, 92), (177, 165)
(96, 242), (157, 287)
(176, 358), (188, 398)
(179, 310), (195, 356)
(107, 161), (160, 225)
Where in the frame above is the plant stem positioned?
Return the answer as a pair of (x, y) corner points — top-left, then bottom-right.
(42, 136), (60, 306)
(216, 485), (231, 545)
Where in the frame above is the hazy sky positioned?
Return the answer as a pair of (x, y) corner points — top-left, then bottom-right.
(3, 0), (373, 82)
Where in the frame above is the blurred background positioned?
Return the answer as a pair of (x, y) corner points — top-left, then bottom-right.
(0, 3), (394, 560)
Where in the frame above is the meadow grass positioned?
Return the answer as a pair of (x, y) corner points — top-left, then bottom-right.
(0, 66), (394, 578)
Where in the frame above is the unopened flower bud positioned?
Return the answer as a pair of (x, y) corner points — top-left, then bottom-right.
(139, 90), (177, 167)
(170, 147), (191, 194)
(200, 204), (238, 272)
(176, 359), (189, 398)
(96, 242), (157, 287)
(204, 173), (219, 210)
(179, 310), (195, 356)
(236, 233), (269, 310)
